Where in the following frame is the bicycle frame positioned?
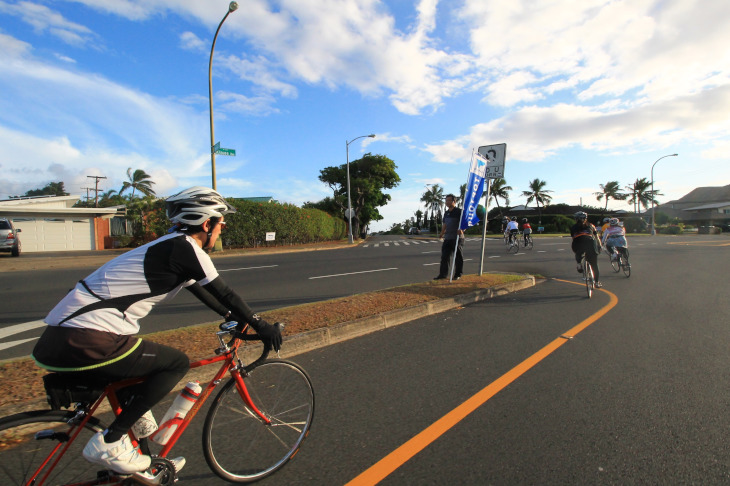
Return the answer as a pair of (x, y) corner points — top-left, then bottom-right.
(29, 325), (271, 486)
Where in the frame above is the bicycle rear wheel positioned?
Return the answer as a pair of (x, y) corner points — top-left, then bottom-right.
(203, 359), (315, 483)
(508, 240), (519, 254)
(525, 236), (533, 250)
(0, 409), (106, 486)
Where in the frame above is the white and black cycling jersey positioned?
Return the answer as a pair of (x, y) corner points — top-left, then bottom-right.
(45, 232), (217, 335)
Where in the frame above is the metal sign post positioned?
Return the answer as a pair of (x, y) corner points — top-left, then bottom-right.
(476, 143), (507, 275)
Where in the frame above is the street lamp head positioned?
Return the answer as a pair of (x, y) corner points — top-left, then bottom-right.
(368, 134), (376, 138)
(229, 1), (239, 12)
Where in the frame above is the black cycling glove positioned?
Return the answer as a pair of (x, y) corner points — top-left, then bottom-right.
(250, 317), (282, 352)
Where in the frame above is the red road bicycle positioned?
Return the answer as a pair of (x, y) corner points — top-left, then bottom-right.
(0, 322), (315, 485)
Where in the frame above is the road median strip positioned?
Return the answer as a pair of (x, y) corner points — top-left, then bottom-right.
(0, 273), (536, 415)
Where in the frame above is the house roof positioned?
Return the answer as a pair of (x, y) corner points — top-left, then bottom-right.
(668, 184), (730, 204)
(682, 201), (730, 211)
(0, 195), (120, 218)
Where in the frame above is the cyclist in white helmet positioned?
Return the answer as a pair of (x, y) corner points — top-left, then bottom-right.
(602, 217), (627, 261)
(32, 186), (282, 475)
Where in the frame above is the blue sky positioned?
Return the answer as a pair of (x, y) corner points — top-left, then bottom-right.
(1, 0), (728, 231)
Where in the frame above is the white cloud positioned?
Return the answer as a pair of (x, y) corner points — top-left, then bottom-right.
(425, 85), (730, 164)
(0, 0), (97, 46)
(179, 31), (206, 52)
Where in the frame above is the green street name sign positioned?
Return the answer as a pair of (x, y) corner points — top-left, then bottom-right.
(215, 148), (236, 156)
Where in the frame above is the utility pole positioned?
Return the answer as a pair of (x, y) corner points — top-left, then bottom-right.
(81, 187), (94, 205)
(87, 175), (107, 207)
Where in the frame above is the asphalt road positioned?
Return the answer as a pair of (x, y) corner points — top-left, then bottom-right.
(3, 234), (728, 484)
(82, 233), (727, 485)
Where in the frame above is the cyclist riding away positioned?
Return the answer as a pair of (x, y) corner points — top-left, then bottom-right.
(570, 211), (603, 288)
(31, 186), (283, 475)
(602, 218), (628, 261)
(506, 216), (519, 245)
(521, 218), (532, 245)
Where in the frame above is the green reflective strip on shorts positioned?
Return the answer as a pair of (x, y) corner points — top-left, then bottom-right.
(32, 338), (142, 372)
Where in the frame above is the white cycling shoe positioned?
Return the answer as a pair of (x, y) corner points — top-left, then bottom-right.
(83, 431), (152, 474)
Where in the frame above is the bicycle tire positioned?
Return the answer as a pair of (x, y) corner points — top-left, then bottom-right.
(203, 359), (315, 483)
(610, 254), (620, 272)
(508, 240), (519, 254)
(583, 258), (594, 298)
(525, 237), (533, 250)
(622, 255), (631, 278)
(0, 409), (106, 486)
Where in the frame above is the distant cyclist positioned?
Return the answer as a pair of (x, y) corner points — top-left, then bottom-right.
(602, 218), (627, 261)
(521, 218), (532, 245)
(31, 187), (282, 475)
(570, 211), (603, 288)
(505, 217), (519, 245)
(599, 217), (610, 238)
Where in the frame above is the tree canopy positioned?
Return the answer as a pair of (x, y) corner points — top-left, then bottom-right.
(522, 178), (553, 222)
(318, 153), (400, 237)
(23, 181), (68, 197)
(120, 168), (156, 199)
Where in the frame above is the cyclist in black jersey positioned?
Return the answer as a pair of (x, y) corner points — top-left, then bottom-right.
(31, 187), (282, 475)
(570, 211), (603, 288)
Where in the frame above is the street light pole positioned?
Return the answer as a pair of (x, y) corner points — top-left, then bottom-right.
(650, 153), (678, 235)
(346, 134), (375, 243)
(208, 1), (238, 191)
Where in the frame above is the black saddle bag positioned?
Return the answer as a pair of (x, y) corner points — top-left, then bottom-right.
(42, 373), (105, 410)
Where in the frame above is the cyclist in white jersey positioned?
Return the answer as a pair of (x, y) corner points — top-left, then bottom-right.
(32, 187), (282, 475)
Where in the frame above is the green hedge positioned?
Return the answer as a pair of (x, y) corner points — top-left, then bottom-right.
(223, 200), (346, 247)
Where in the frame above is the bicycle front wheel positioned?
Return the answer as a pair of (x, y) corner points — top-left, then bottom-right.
(203, 359), (315, 483)
(622, 256), (631, 277)
(610, 255), (620, 272)
(584, 260), (594, 298)
(0, 409), (105, 486)
(525, 237), (533, 250)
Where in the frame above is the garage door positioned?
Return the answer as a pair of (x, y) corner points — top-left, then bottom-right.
(11, 217), (94, 252)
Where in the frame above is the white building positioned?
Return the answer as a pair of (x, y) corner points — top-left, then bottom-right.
(0, 196), (121, 252)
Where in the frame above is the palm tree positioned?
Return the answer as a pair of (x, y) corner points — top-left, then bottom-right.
(120, 168), (156, 199)
(488, 178), (512, 217)
(421, 184), (444, 232)
(594, 181), (627, 218)
(626, 178), (660, 213)
(521, 178), (552, 223)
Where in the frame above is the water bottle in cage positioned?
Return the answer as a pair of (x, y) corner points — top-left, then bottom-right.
(150, 381), (202, 445)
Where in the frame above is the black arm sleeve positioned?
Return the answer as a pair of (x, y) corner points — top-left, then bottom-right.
(186, 282), (230, 317)
(201, 276), (260, 329)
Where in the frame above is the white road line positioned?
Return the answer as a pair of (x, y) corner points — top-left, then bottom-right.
(219, 265), (278, 272)
(384, 243), (390, 247)
(309, 267), (398, 279)
(0, 320), (46, 339)
(0, 337), (38, 351)
(538, 250), (547, 253)
(489, 255), (501, 258)
(421, 251), (440, 254)
(423, 262), (440, 266)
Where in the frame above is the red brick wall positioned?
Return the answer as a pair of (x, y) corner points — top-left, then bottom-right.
(94, 217), (111, 250)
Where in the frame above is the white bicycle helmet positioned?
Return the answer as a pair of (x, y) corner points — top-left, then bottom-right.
(574, 211), (588, 221)
(165, 186), (236, 226)
(609, 218), (619, 226)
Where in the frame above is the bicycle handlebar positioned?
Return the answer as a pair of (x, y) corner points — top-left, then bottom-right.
(217, 320), (284, 369)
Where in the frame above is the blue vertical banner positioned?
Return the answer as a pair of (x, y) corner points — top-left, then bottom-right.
(459, 150), (488, 230)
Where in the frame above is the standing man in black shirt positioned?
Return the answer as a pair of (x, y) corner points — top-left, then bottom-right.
(434, 194), (464, 280)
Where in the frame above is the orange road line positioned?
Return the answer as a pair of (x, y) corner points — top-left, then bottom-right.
(345, 282), (618, 486)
